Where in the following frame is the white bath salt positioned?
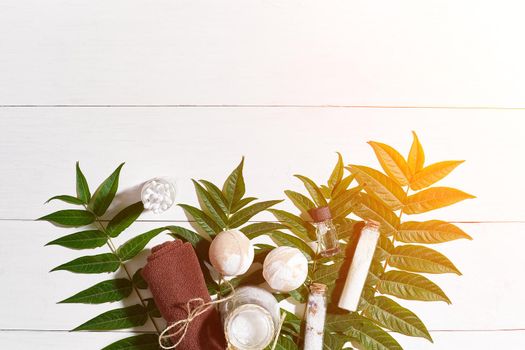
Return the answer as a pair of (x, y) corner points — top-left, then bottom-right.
(338, 220), (380, 312)
(304, 283), (327, 350)
(225, 304), (275, 349)
(141, 178), (176, 214)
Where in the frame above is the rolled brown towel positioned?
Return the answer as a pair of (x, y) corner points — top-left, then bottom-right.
(142, 240), (226, 349)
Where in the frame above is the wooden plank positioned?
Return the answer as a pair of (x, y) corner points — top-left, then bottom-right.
(0, 1), (524, 106)
(0, 220), (523, 332)
(0, 110), (523, 222)
(1, 329), (525, 350)
(0, 330), (155, 350)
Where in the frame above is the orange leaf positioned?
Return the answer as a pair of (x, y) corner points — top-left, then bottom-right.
(347, 165), (406, 210)
(407, 131), (425, 174)
(403, 187), (475, 214)
(353, 193), (400, 236)
(410, 161), (464, 191)
(396, 220), (472, 243)
(368, 141), (410, 186)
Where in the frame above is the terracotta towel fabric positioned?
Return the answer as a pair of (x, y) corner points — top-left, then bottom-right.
(142, 240), (226, 350)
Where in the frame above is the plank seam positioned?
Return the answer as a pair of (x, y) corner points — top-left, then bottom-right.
(1, 328), (524, 334)
(2, 218), (525, 224)
(1, 105), (525, 110)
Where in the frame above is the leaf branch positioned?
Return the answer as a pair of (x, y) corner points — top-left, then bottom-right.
(87, 206), (161, 335)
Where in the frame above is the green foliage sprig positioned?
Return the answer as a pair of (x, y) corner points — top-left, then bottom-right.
(264, 132), (474, 349)
(41, 163), (165, 350)
(41, 132), (474, 350)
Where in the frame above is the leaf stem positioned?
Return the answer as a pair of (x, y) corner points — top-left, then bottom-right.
(86, 206), (161, 335)
(363, 185), (410, 314)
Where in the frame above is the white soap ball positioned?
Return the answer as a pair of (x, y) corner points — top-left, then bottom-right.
(263, 246), (308, 292)
(209, 229), (254, 276)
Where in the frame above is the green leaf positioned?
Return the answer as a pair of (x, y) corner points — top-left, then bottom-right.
(117, 227), (168, 261)
(145, 298), (161, 318)
(76, 162), (91, 203)
(89, 163), (124, 216)
(326, 313), (402, 350)
(396, 220), (472, 244)
(288, 284), (309, 303)
(374, 235), (394, 261)
(166, 225), (207, 247)
(281, 309), (302, 337)
(328, 185), (363, 220)
(38, 210), (95, 227)
(268, 208), (316, 241)
(241, 222), (288, 239)
(254, 244), (275, 264)
(347, 165), (406, 210)
(363, 295), (432, 341)
(352, 193), (399, 236)
(312, 260), (344, 285)
(328, 152), (344, 191)
(45, 195), (84, 205)
(378, 271), (451, 303)
(231, 196), (257, 213)
(271, 231), (315, 260)
(365, 258), (385, 288)
(133, 268), (148, 289)
(274, 334), (299, 350)
(294, 174), (328, 207)
(323, 332), (348, 350)
(101, 334), (159, 350)
(285, 190), (316, 214)
(222, 157), (246, 211)
(192, 180), (227, 228)
(51, 253), (120, 274)
(199, 179), (229, 214)
(45, 230), (107, 250)
(179, 204), (222, 237)
(73, 304), (148, 331)
(59, 279), (132, 304)
(389, 245), (461, 275)
(106, 202), (144, 238)
(228, 200), (283, 228)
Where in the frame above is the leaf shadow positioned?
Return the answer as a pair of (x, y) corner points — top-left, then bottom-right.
(103, 182), (145, 220)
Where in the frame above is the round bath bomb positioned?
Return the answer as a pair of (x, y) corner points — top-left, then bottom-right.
(263, 246), (308, 292)
(209, 229), (254, 276)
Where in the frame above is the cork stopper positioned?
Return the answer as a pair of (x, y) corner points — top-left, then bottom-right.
(309, 283), (327, 294)
(308, 206), (332, 222)
(364, 219), (381, 230)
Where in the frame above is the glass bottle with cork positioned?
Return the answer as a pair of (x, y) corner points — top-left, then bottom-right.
(308, 206), (340, 257)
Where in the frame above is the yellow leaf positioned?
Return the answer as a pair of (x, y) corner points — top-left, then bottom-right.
(410, 160), (464, 191)
(404, 187), (475, 214)
(368, 141), (410, 186)
(328, 152), (344, 191)
(396, 220), (472, 243)
(407, 131), (425, 174)
(353, 193), (400, 236)
(347, 165), (406, 210)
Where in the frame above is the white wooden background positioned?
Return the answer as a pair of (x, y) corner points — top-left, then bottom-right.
(1, 1), (525, 349)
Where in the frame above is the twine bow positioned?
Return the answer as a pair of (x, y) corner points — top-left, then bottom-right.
(159, 281), (235, 349)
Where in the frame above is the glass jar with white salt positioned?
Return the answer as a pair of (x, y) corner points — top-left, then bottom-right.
(220, 286), (280, 350)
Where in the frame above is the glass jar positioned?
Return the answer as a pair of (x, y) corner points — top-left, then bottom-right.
(308, 206), (340, 257)
(220, 286), (280, 350)
(141, 177), (176, 214)
(304, 283), (327, 350)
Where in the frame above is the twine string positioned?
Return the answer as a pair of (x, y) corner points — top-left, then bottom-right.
(159, 280), (236, 350)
